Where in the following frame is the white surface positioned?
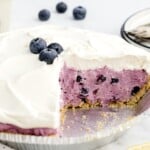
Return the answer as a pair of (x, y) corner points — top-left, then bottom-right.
(100, 111), (150, 150)
(10, 0), (150, 35)
(0, 0), (11, 32)
(2, 0), (150, 149)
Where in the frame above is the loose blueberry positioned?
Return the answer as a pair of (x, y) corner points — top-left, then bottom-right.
(39, 48), (58, 64)
(30, 38), (47, 54)
(96, 75), (106, 83)
(56, 2), (67, 13)
(48, 43), (64, 54)
(76, 75), (82, 82)
(131, 86), (140, 95)
(38, 9), (50, 21)
(111, 78), (119, 84)
(73, 6), (87, 20)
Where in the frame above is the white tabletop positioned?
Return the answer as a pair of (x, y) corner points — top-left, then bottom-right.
(2, 0), (150, 149)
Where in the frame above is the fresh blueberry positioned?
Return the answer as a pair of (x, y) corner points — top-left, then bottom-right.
(81, 88), (88, 95)
(38, 9), (50, 21)
(73, 6), (87, 20)
(39, 48), (58, 64)
(47, 43), (64, 54)
(76, 75), (82, 82)
(78, 88), (89, 99)
(78, 87), (89, 99)
(96, 75), (106, 83)
(93, 89), (98, 95)
(30, 38), (47, 54)
(111, 78), (119, 84)
(56, 2), (67, 13)
(131, 86), (140, 95)
(79, 83), (84, 85)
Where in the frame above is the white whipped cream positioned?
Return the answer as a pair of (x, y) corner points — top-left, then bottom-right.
(0, 25), (150, 129)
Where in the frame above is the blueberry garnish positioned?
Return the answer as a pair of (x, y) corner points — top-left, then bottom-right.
(48, 43), (64, 54)
(131, 86), (140, 95)
(39, 48), (58, 64)
(30, 38), (47, 54)
(76, 75), (82, 82)
(38, 9), (50, 21)
(111, 78), (119, 84)
(96, 75), (106, 83)
(73, 6), (87, 20)
(56, 2), (67, 13)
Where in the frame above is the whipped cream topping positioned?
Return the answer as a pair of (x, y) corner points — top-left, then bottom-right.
(0, 25), (150, 129)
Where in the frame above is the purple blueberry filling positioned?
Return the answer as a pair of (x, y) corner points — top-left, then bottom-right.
(0, 123), (57, 136)
(59, 64), (148, 107)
